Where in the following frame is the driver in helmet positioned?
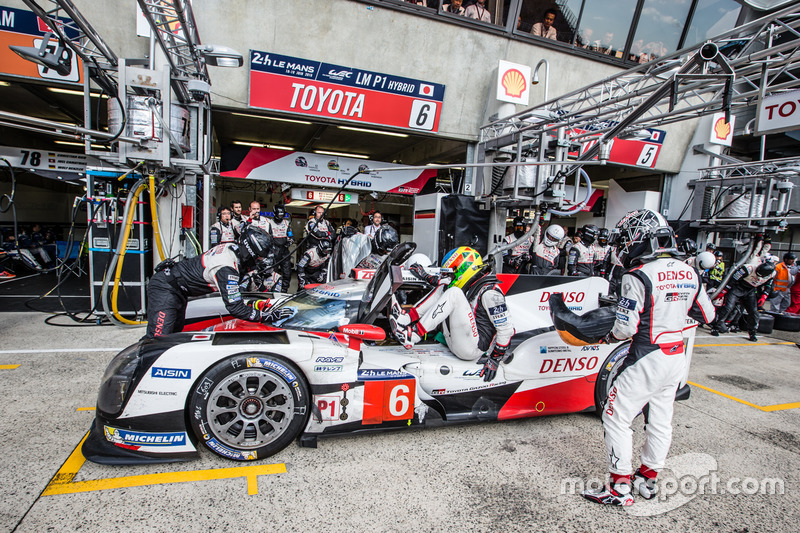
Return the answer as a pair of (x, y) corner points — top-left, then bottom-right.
(390, 247), (515, 383)
(710, 238), (776, 341)
(503, 216), (534, 274)
(530, 223), (564, 275)
(267, 203), (294, 293)
(594, 228), (611, 277)
(296, 238), (333, 289)
(145, 226), (276, 338)
(582, 209), (715, 506)
(353, 225), (400, 270)
(679, 238), (698, 267)
(567, 224), (599, 276)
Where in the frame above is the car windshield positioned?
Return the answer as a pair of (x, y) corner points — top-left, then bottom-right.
(269, 291), (360, 330)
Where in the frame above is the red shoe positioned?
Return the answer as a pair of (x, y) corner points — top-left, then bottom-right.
(0, 270), (15, 279)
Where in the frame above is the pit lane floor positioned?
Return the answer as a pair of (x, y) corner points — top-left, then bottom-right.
(1, 313), (798, 532)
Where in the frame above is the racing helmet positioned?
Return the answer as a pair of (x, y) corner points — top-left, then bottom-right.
(543, 225), (565, 247)
(705, 242), (717, 252)
(597, 228), (610, 246)
(441, 246), (484, 289)
(272, 203), (286, 222)
(756, 261), (776, 278)
(696, 251), (716, 270)
(373, 225), (399, 255)
(580, 224), (599, 246)
(512, 216), (526, 239)
(340, 225), (358, 238)
(237, 226), (273, 269)
(404, 252), (432, 269)
(614, 209), (679, 267)
(680, 238), (698, 256)
(784, 252), (797, 263)
(318, 239), (333, 255)
(714, 250), (724, 259)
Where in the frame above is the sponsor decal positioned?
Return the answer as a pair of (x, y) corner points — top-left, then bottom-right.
(581, 345), (601, 351)
(539, 356), (599, 374)
(310, 287), (341, 298)
(657, 270), (694, 282)
(616, 312), (630, 322)
(315, 356), (345, 363)
(205, 436), (257, 461)
(151, 367), (191, 379)
(677, 283), (697, 289)
(104, 426), (186, 447)
(618, 297), (637, 311)
(665, 292), (689, 302)
(540, 291), (586, 304)
(246, 358), (297, 382)
(358, 368), (414, 381)
(432, 388), (446, 395)
(314, 365), (343, 372)
(488, 304), (508, 315)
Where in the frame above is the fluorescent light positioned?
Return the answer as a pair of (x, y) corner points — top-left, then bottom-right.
(232, 140), (293, 150)
(48, 87), (108, 98)
(337, 125), (408, 138)
(54, 140), (108, 150)
(0, 81), (10, 87)
(314, 149), (369, 159)
(231, 112), (312, 125)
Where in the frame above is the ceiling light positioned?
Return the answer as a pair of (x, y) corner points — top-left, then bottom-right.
(232, 140), (293, 150)
(231, 112), (312, 125)
(48, 87), (108, 98)
(196, 44), (244, 68)
(314, 149), (369, 159)
(337, 125), (408, 138)
(9, 33), (70, 76)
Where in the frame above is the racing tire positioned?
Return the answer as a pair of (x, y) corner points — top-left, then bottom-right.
(188, 353), (310, 461)
(593, 341), (631, 415)
(756, 313), (774, 334)
(770, 311), (800, 332)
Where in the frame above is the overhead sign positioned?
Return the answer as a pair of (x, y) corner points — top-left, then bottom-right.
(0, 5), (83, 83)
(221, 146), (436, 195)
(496, 60), (530, 106)
(248, 50), (445, 132)
(567, 127), (667, 169)
(0, 145), (98, 174)
(755, 89), (800, 135)
(709, 112), (735, 146)
(291, 188), (359, 204)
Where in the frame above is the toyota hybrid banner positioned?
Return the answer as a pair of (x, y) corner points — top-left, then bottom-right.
(248, 50), (445, 133)
(221, 146), (436, 195)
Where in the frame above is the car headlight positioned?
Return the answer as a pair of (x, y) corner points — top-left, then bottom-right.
(96, 343), (142, 416)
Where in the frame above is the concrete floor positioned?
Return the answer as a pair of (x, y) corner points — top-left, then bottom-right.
(0, 313), (798, 532)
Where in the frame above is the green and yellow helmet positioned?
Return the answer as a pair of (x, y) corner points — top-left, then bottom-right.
(441, 246), (483, 289)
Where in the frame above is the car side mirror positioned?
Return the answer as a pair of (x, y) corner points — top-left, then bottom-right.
(339, 323), (386, 350)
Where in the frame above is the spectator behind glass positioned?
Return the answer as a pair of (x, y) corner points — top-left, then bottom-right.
(531, 9), (557, 40)
(465, 0), (491, 22)
(442, 0), (465, 14)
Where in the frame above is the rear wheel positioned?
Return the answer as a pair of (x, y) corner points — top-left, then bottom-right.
(594, 342), (631, 414)
(189, 354), (310, 461)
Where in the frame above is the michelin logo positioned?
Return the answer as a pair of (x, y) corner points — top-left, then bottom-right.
(104, 426), (186, 447)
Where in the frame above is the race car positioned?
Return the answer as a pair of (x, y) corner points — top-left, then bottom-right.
(82, 243), (698, 464)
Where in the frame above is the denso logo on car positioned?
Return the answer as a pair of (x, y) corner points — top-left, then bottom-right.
(151, 367), (191, 379)
(539, 291), (585, 303)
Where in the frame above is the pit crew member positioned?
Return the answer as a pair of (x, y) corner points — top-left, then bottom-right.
(530, 223), (564, 275)
(502, 216), (534, 274)
(567, 224), (598, 276)
(297, 239), (333, 289)
(209, 206), (239, 246)
(267, 203), (294, 293)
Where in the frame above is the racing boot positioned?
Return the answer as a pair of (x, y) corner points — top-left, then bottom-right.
(582, 480), (634, 506)
(748, 331), (758, 342)
(390, 316), (424, 349)
(632, 467), (658, 500)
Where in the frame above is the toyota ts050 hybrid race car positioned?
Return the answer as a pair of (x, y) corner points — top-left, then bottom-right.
(82, 243), (699, 464)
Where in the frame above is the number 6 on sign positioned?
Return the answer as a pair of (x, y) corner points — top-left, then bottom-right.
(409, 100), (437, 131)
(362, 379), (415, 424)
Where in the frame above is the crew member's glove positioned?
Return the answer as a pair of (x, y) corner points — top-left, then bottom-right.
(297, 277), (307, 289)
(409, 263), (440, 286)
(261, 305), (295, 323)
(479, 345), (506, 382)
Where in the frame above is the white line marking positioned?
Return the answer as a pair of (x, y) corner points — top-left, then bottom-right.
(0, 348), (124, 354)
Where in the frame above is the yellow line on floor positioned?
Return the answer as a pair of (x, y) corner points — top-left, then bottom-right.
(688, 381), (800, 412)
(694, 342), (796, 347)
(42, 431), (286, 496)
(76, 407), (95, 411)
(0, 364), (20, 370)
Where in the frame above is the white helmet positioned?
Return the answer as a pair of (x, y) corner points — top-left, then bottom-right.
(543, 225), (565, 247)
(404, 252), (432, 269)
(696, 251), (716, 270)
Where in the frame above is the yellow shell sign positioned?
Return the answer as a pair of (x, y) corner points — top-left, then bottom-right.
(502, 69), (527, 98)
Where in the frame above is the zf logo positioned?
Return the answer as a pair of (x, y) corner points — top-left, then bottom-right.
(152, 367), (191, 379)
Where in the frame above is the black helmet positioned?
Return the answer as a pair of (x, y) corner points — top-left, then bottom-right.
(598, 228), (610, 246)
(705, 242), (717, 251)
(680, 238), (698, 256)
(756, 261), (775, 277)
(341, 225), (358, 238)
(784, 252), (796, 263)
(373, 225), (399, 254)
(580, 224), (598, 246)
(318, 239), (333, 255)
(273, 203), (286, 222)
(512, 216), (526, 239)
(237, 226), (273, 269)
(714, 250), (723, 258)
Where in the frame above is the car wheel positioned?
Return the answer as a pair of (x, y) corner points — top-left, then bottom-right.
(770, 311), (800, 332)
(594, 342), (631, 415)
(188, 354), (310, 461)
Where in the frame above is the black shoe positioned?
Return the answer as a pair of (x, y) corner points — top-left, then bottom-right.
(709, 329), (719, 337)
(749, 332), (758, 342)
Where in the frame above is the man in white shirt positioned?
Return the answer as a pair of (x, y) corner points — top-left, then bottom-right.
(465, 0), (491, 22)
(531, 9), (557, 40)
(364, 211), (383, 239)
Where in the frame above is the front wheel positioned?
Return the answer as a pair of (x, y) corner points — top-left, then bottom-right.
(594, 341), (631, 415)
(189, 354), (310, 461)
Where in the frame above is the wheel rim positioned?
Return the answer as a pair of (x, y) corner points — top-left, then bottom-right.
(207, 369), (295, 450)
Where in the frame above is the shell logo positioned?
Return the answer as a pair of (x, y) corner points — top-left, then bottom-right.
(713, 117), (731, 140)
(501, 69), (527, 98)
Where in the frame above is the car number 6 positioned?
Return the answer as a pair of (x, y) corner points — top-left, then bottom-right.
(388, 384), (411, 417)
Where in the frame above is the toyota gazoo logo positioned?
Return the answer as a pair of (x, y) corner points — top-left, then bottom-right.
(539, 291), (585, 303)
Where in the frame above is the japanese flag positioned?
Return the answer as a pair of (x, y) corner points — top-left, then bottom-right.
(419, 83), (434, 97)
